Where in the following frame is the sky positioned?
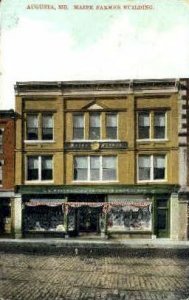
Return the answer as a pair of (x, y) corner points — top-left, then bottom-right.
(0, 0), (189, 109)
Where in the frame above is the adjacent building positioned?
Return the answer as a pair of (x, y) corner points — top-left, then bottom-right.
(0, 110), (16, 236)
(13, 80), (187, 239)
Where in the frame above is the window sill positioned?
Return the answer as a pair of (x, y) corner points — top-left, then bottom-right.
(24, 140), (55, 144)
(24, 181), (54, 184)
(137, 139), (168, 142)
(72, 180), (119, 183)
(71, 139), (121, 142)
(137, 180), (167, 183)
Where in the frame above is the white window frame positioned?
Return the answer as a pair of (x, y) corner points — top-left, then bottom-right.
(105, 112), (118, 140)
(137, 111), (167, 142)
(137, 154), (167, 183)
(89, 112), (102, 140)
(25, 155), (54, 183)
(25, 113), (55, 143)
(73, 113), (85, 140)
(73, 155), (118, 182)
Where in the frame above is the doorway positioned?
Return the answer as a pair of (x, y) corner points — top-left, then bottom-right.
(78, 206), (101, 233)
(154, 197), (170, 238)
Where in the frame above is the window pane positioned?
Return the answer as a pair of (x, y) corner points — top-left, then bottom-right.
(42, 114), (53, 140)
(42, 156), (53, 180)
(27, 115), (38, 140)
(73, 114), (84, 139)
(89, 113), (100, 139)
(154, 155), (165, 180)
(74, 157), (88, 181)
(138, 156), (151, 180)
(106, 113), (117, 139)
(154, 112), (165, 139)
(27, 157), (39, 180)
(138, 112), (150, 139)
(0, 164), (2, 183)
(102, 157), (116, 180)
(90, 156), (100, 180)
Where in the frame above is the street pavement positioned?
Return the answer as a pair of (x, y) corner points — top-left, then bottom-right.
(0, 246), (189, 300)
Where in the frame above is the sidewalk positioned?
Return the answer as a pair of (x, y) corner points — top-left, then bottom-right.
(0, 237), (189, 250)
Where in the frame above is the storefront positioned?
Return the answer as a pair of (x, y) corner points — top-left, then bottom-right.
(19, 185), (179, 239)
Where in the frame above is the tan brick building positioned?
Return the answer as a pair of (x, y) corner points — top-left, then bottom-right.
(14, 80), (186, 239)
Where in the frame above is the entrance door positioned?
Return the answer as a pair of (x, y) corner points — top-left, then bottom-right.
(154, 197), (170, 238)
(78, 206), (100, 233)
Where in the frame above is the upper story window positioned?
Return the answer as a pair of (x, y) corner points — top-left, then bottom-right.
(0, 129), (3, 152)
(137, 111), (166, 140)
(0, 160), (3, 185)
(26, 113), (53, 141)
(106, 113), (117, 139)
(73, 114), (84, 140)
(72, 112), (118, 141)
(74, 156), (117, 182)
(89, 113), (100, 140)
(138, 154), (166, 182)
(27, 155), (53, 182)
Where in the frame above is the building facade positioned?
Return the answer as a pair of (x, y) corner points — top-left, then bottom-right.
(0, 110), (16, 237)
(14, 80), (185, 239)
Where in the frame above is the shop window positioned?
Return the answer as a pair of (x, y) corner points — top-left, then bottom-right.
(74, 156), (117, 182)
(26, 113), (53, 141)
(106, 113), (117, 139)
(73, 114), (84, 140)
(27, 156), (53, 181)
(89, 113), (100, 139)
(138, 154), (166, 182)
(137, 111), (166, 140)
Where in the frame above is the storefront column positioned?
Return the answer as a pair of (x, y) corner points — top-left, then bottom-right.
(11, 194), (22, 239)
(170, 193), (179, 240)
(64, 204), (69, 238)
(101, 203), (108, 238)
(178, 200), (188, 240)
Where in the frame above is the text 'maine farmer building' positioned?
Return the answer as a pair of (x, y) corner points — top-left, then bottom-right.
(14, 80), (183, 239)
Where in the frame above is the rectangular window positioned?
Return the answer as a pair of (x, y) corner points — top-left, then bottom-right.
(26, 115), (38, 140)
(42, 114), (53, 140)
(89, 113), (100, 140)
(138, 112), (150, 139)
(42, 156), (53, 180)
(138, 155), (151, 181)
(90, 156), (100, 181)
(74, 156), (88, 181)
(0, 160), (3, 185)
(106, 113), (117, 139)
(138, 155), (166, 182)
(27, 156), (39, 180)
(27, 156), (53, 181)
(74, 156), (117, 181)
(0, 129), (3, 152)
(73, 114), (84, 140)
(154, 112), (166, 139)
(102, 156), (116, 180)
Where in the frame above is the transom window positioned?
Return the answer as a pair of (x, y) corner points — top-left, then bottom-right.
(27, 156), (53, 181)
(26, 113), (53, 141)
(74, 156), (117, 181)
(72, 112), (118, 140)
(138, 155), (166, 182)
(138, 111), (166, 140)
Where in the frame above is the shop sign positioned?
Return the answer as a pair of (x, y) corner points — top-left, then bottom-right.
(64, 141), (128, 151)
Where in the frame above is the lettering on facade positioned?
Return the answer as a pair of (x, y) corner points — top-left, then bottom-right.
(64, 141), (128, 151)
